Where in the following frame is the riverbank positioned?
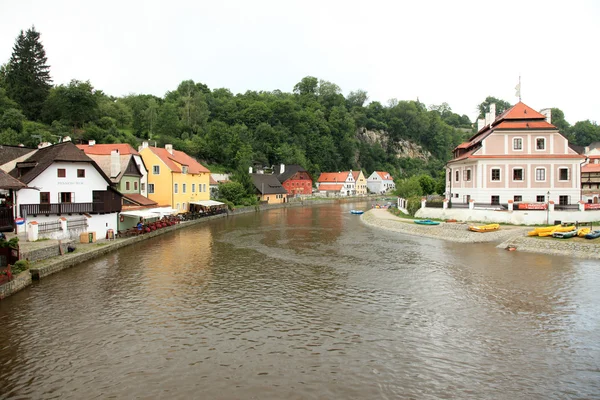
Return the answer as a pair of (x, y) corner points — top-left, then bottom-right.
(361, 209), (528, 243)
(361, 209), (600, 259)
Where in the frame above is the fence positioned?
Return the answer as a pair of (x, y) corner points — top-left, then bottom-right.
(38, 220), (62, 234)
(554, 204), (579, 211)
(66, 217), (88, 230)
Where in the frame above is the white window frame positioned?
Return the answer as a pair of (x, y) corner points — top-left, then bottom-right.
(153, 165), (160, 175)
(174, 183), (178, 194)
(535, 137), (546, 151)
(491, 168), (501, 182)
(535, 167), (546, 182)
(512, 167), (524, 181)
(513, 137), (523, 151)
(148, 184), (154, 194)
(463, 169), (472, 181)
(558, 167), (570, 181)
(182, 166), (188, 174)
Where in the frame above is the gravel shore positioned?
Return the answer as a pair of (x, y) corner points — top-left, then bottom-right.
(361, 209), (600, 259)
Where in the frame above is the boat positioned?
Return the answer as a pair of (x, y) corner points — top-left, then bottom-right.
(350, 210), (364, 215)
(468, 223), (500, 233)
(584, 230), (600, 239)
(414, 219), (440, 225)
(552, 229), (577, 239)
(577, 227), (591, 237)
(529, 225), (575, 237)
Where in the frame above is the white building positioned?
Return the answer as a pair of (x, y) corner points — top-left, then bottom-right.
(366, 171), (395, 194)
(9, 142), (121, 238)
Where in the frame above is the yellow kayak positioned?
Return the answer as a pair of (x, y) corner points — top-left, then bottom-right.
(532, 225), (576, 237)
(468, 223), (500, 233)
(577, 227), (591, 237)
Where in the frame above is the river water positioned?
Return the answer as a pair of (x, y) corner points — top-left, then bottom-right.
(0, 203), (599, 399)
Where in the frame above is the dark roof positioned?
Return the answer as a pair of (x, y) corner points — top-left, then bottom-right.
(9, 142), (113, 185)
(122, 193), (157, 206)
(569, 144), (585, 155)
(273, 164), (311, 183)
(251, 173), (288, 195)
(0, 169), (26, 190)
(0, 145), (36, 166)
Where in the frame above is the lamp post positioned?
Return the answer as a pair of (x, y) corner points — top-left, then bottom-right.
(546, 190), (550, 225)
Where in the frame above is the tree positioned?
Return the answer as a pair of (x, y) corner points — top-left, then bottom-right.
(550, 108), (570, 134)
(418, 174), (436, 195)
(346, 90), (368, 109)
(4, 27), (52, 120)
(293, 76), (319, 96)
(477, 96), (511, 119)
(395, 176), (423, 198)
(43, 80), (99, 130)
(0, 109), (25, 133)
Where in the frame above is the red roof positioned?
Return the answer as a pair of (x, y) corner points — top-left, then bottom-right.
(352, 171), (360, 180)
(494, 121), (556, 130)
(456, 142), (470, 150)
(146, 147), (210, 174)
(122, 193), (157, 206)
(210, 176), (217, 185)
(375, 171), (393, 180)
(496, 102), (547, 121)
(582, 164), (600, 173)
(318, 172), (349, 183)
(320, 184), (344, 191)
(77, 143), (139, 155)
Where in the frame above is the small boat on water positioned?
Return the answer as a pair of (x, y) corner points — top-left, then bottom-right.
(552, 229), (577, 239)
(468, 223), (500, 233)
(414, 219), (440, 225)
(584, 230), (600, 239)
(350, 210), (364, 215)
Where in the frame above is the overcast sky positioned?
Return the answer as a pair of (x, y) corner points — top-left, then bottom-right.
(1, 0), (599, 124)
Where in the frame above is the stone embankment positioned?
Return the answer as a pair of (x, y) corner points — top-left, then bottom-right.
(361, 209), (528, 243)
(496, 235), (600, 260)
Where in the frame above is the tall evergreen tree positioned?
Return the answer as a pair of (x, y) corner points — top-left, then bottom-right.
(5, 26), (52, 120)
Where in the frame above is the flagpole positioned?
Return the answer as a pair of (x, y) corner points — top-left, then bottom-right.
(518, 75), (521, 102)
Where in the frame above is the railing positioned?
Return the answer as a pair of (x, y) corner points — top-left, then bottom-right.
(474, 203), (507, 209)
(20, 202), (120, 216)
(425, 201), (444, 208)
(554, 204), (579, 211)
(66, 217), (88, 230)
(38, 220), (62, 233)
(449, 202), (469, 209)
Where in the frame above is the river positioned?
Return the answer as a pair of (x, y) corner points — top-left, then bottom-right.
(0, 203), (599, 399)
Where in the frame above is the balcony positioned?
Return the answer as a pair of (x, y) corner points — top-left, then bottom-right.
(20, 202), (121, 217)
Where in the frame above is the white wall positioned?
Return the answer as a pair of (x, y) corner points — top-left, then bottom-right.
(19, 213), (118, 238)
(417, 207), (597, 225)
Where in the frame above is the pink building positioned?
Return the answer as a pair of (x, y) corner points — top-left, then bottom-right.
(446, 102), (584, 207)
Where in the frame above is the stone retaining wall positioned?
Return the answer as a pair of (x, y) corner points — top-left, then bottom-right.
(0, 271), (32, 300)
(496, 236), (600, 259)
(21, 240), (75, 262)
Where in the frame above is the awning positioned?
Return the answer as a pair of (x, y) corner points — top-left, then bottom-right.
(190, 200), (225, 207)
(120, 210), (161, 219)
(147, 207), (178, 216)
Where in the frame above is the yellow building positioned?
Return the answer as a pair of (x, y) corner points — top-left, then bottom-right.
(352, 170), (368, 195)
(251, 173), (288, 204)
(139, 143), (210, 212)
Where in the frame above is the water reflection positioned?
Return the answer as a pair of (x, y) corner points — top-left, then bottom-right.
(0, 203), (598, 399)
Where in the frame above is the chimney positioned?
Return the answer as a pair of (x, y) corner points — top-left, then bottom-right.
(280, 163), (285, 174)
(63, 136), (72, 142)
(88, 140), (96, 146)
(165, 144), (173, 155)
(540, 108), (552, 124)
(110, 150), (120, 178)
(477, 118), (485, 132)
(38, 142), (51, 149)
(490, 103), (496, 120)
(249, 166), (253, 174)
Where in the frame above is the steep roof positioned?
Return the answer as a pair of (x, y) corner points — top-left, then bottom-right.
(146, 146), (210, 174)
(0, 169), (26, 190)
(86, 154), (141, 182)
(209, 176), (218, 185)
(375, 171), (393, 180)
(77, 143), (139, 156)
(122, 193), (158, 206)
(317, 172), (349, 183)
(274, 164), (311, 183)
(0, 145), (36, 167)
(9, 141), (112, 185)
(251, 174), (288, 195)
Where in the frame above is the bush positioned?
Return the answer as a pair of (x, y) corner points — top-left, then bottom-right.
(12, 259), (29, 275)
(406, 196), (422, 216)
(0, 236), (19, 249)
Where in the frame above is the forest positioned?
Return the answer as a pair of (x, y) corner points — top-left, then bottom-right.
(2, 27), (599, 198)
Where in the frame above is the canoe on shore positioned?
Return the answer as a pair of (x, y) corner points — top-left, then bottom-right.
(553, 229), (577, 239)
(414, 219), (440, 225)
(577, 227), (591, 237)
(468, 223), (500, 233)
(350, 210), (364, 215)
(584, 230), (600, 239)
(528, 225), (575, 236)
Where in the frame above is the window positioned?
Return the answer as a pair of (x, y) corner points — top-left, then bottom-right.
(535, 168), (546, 181)
(463, 169), (471, 181)
(559, 168), (569, 181)
(203, 184), (206, 192)
(536, 138), (546, 150)
(513, 168), (523, 181)
(182, 183), (186, 193)
(182, 202), (186, 211)
(448, 172), (451, 181)
(40, 192), (50, 203)
(174, 183), (178, 194)
(491, 168), (500, 181)
(57, 168), (66, 178)
(192, 184), (195, 193)
(141, 183), (145, 192)
(176, 203), (180, 210)
(77, 169), (85, 178)
(126, 182), (130, 190)
(513, 138), (523, 150)
(148, 184), (155, 194)
(60, 192), (72, 203)
(514, 195), (522, 202)
(536, 195), (546, 202)
(455, 170), (459, 182)
(182, 166), (188, 174)
(153, 165), (160, 175)
(559, 195), (569, 205)
(491, 195), (500, 205)
(134, 182), (138, 191)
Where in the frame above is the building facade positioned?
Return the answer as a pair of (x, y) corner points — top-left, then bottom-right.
(352, 170), (368, 195)
(366, 171), (395, 194)
(446, 102), (583, 206)
(274, 164), (313, 196)
(317, 171), (354, 196)
(251, 173), (288, 204)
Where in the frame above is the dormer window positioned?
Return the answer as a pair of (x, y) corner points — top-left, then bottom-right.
(182, 166), (188, 174)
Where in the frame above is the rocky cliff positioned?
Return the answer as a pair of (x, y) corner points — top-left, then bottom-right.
(356, 128), (431, 161)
